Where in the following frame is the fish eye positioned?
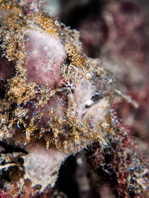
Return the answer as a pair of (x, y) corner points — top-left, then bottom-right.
(85, 91), (103, 108)
(91, 91), (103, 101)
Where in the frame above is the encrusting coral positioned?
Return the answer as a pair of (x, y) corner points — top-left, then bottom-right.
(0, 0), (148, 197)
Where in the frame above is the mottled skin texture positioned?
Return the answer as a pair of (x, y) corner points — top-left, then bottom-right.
(0, 1), (113, 196)
(0, 1), (149, 198)
(24, 30), (66, 87)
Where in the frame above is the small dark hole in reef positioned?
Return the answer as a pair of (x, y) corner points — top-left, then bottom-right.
(64, 57), (71, 65)
(11, 102), (18, 110)
(0, 141), (28, 154)
(0, 79), (6, 99)
(2, 169), (11, 182)
(0, 88), (5, 99)
(2, 165), (24, 182)
(17, 157), (24, 164)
